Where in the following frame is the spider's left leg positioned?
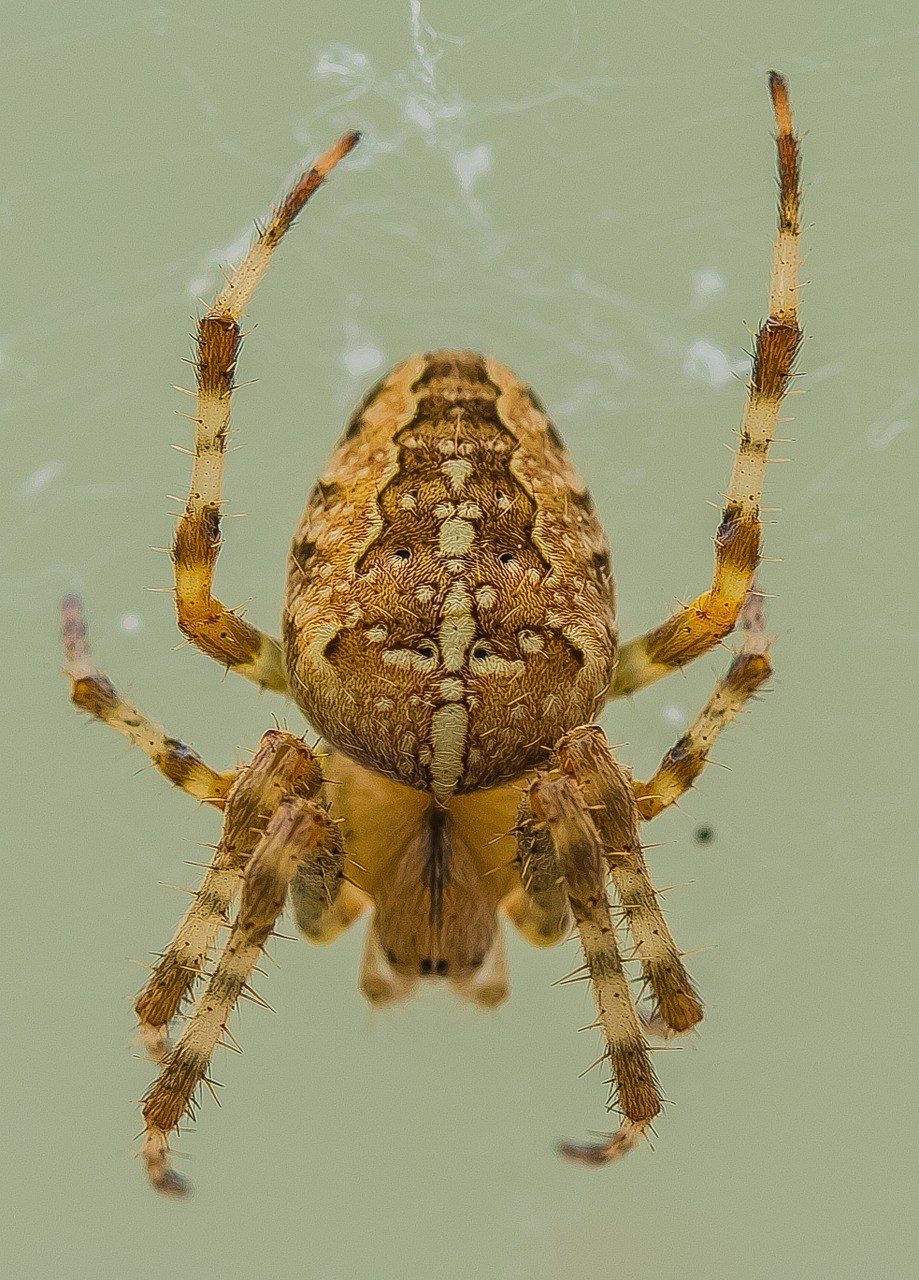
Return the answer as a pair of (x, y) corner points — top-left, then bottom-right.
(61, 595), (234, 805)
(141, 793), (340, 1196)
(134, 730), (320, 1061)
(172, 132), (359, 693)
(633, 586), (773, 820)
(610, 73), (802, 699)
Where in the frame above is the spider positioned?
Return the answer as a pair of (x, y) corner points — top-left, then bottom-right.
(62, 73), (802, 1196)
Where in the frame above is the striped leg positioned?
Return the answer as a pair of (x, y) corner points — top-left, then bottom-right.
(172, 132), (360, 692)
(555, 727), (703, 1038)
(510, 794), (573, 946)
(141, 795), (330, 1196)
(633, 584), (772, 821)
(135, 730), (322, 1061)
(529, 773), (662, 1165)
(610, 73), (802, 699)
(62, 594), (233, 806)
(289, 819), (363, 944)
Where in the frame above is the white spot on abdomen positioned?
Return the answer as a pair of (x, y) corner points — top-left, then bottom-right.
(430, 703), (468, 797)
(439, 583), (475, 671)
(438, 517), (474, 556)
(441, 459), (473, 491)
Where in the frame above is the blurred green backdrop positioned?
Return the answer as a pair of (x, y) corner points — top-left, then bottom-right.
(3, 1), (917, 1276)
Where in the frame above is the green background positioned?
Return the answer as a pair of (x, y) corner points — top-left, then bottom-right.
(4, 1), (917, 1276)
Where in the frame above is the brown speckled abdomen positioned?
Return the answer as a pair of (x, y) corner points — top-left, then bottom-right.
(283, 351), (617, 795)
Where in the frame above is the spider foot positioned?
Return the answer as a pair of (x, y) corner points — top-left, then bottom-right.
(639, 1010), (685, 1041)
(557, 1118), (649, 1166)
(137, 1020), (171, 1064)
(140, 1127), (191, 1198)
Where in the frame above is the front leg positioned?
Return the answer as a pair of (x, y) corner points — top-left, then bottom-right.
(173, 133), (359, 692)
(610, 74), (801, 699)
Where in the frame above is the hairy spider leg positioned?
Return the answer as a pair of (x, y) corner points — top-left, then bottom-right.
(633, 583), (772, 820)
(529, 772), (662, 1164)
(62, 594), (234, 805)
(554, 727), (703, 1037)
(134, 731), (322, 1062)
(172, 133), (360, 692)
(610, 73), (802, 698)
(141, 792), (334, 1195)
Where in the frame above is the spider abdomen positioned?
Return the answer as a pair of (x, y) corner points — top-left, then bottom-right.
(283, 350), (617, 795)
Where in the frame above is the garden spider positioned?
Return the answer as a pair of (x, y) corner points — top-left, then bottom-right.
(63, 74), (802, 1196)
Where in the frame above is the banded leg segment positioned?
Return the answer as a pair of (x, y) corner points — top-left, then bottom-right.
(555, 727), (703, 1036)
(173, 132), (360, 691)
(142, 796), (329, 1196)
(633, 585), (772, 821)
(510, 795), (573, 946)
(61, 595), (233, 806)
(610, 73), (802, 699)
(289, 816), (362, 944)
(529, 773), (661, 1165)
(135, 730), (322, 1061)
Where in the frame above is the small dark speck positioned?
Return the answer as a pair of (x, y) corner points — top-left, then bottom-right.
(694, 825), (715, 845)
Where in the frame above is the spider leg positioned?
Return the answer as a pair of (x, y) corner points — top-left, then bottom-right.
(528, 772), (662, 1165)
(610, 73), (801, 699)
(172, 132), (360, 693)
(141, 792), (331, 1196)
(290, 816), (367, 944)
(61, 594), (234, 805)
(554, 727), (703, 1037)
(507, 796), (572, 946)
(633, 584), (772, 820)
(134, 730), (321, 1062)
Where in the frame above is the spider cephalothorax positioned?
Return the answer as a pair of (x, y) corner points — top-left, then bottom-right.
(64, 73), (802, 1195)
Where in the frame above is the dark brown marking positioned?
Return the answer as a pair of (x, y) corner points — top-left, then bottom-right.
(423, 806), (450, 928)
(751, 319), (802, 403)
(265, 131), (361, 250)
(197, 315), (240, 402)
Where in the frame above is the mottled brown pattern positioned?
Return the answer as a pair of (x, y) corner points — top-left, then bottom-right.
(62, 78), (807, 1194)
(284, 350), (616, 794)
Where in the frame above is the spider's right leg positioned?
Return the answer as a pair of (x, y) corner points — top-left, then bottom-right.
(172, 133), (359, 693)
(527, 773), (663, 1164)
(62, 595), (234, 806)
(554, 727), (703, 1040)
(134, 730), (322, 1061)
(632, 585), (773, 820)
(609, 74), (802, 699)
(507, 796), (572, 947)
